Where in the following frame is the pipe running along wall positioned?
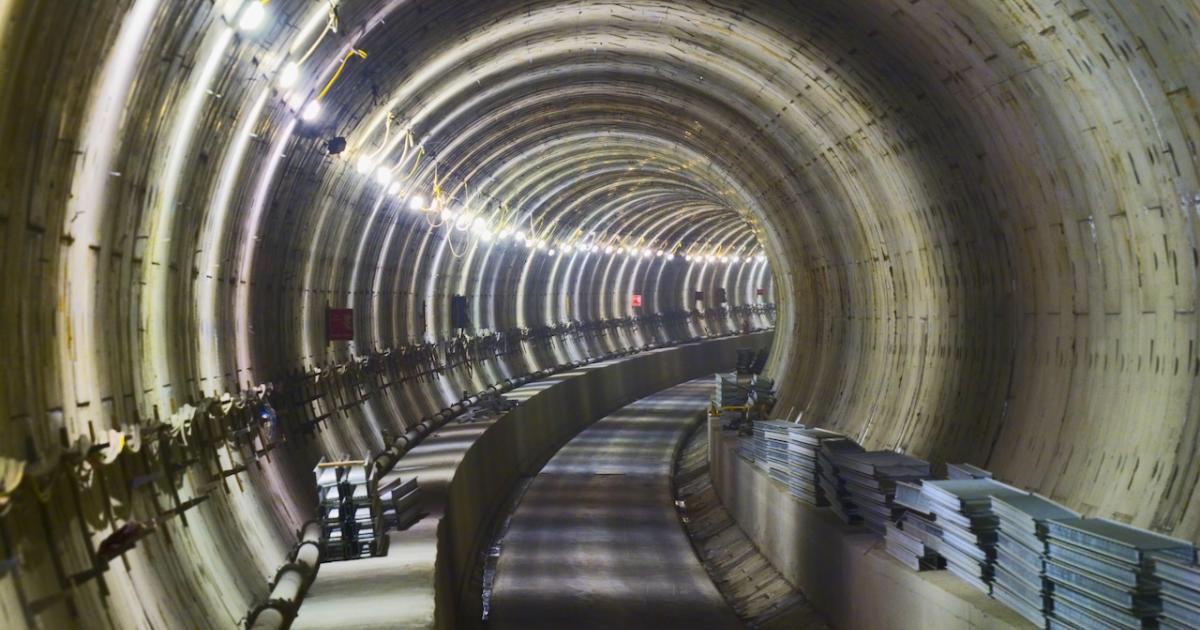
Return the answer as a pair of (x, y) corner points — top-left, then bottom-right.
(0, 0), (1197, 627)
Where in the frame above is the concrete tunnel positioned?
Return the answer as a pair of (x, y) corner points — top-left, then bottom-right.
(1, 0), (1199, 628)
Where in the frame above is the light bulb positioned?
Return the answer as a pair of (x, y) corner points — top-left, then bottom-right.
(300, 100), (321, 122)
(238, 2), (266, 31)
(409, 195), (426, 211)
(278, 62), (300, 88)
(514, 230), (527, 242)
(375, 166), (393, 186)
(706, 254), (715, 262)
(547, 248), (557, 256)
(471, 217), (487, 233)
(478, 230), (493, 243)
(499, 228), (513, 240)
(455, 213), (473, 231)
(605, 245), (614, 254)
(387, 181), (401, 196)
(356, 155), (376, 174)
(720, 255), (730, 263)
(655, 250), (664, 257)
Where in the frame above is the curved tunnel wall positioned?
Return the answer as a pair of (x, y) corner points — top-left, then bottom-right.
(0, 0), (1198, 627)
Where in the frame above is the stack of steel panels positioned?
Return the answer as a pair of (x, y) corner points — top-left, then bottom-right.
(920, 479), (1027, 594)
(1154, 556), (1200, 629)
(749, 375), (776, 413)
(713, 373), (748, 407)
(991, 495), (1079, 627)
(893, 480), (946, 569)
(317, 463), (377, 562)
(749, 421), (771, 474)
(756, 420), (795, 484)
(786, 428), (848, 506)
(947, 463), (993, 480)
(834, 451), (931, 535)
(817, 439), (866, 525)
(885, 516), (944, 571)
(1044, 518), (1194, 630)
(379, 476), (423, 531)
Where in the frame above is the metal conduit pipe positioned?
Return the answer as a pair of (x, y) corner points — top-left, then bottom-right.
(245, 520), (322, 630)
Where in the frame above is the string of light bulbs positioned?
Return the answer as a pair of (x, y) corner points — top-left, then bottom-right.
(245, 0), (768, 265)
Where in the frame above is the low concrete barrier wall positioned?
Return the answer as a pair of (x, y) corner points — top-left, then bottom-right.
(436, 332), (773, 629)
(708, 422), (1029, 630)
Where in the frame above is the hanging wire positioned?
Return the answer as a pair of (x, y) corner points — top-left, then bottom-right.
(294, 2), (339, 66)
(316, 48), (367, 102)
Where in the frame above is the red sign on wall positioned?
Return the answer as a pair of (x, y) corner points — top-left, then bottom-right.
(756, 288), (765, 296)
(631, 294), (643, 308)
(326, 308), (354, 341)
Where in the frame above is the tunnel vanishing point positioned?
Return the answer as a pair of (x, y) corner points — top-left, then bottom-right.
(1, 1), (1200, 629)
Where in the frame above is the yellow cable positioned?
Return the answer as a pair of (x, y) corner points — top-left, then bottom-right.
(316, 48), (367, 102)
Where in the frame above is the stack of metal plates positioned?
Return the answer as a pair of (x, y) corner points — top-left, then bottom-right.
(1044, 518), (1194, 629)
(947, 463), (993, 480)
(920, 479), (1028, 594)
(834, 451), (931, 535)
(755, 420), (796, 484)
(991, 494), (1080, 627)
(1154, 556), (1200, 629)
(749, 422), (771, 474)
(894, 480), (946, 568)
(379, 476), (423, 531)
(317, 463), (378, 561)
(749, 375), (776, 412)
(714, 373), (748, 407)
(886, 515), (945, 571)
(817, 439), (866, 525)
(786, 428), (849, 506)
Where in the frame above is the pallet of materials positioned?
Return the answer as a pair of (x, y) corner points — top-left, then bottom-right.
(315, 461), (378, 562)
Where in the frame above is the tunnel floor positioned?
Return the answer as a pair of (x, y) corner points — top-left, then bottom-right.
(486, 377), (743, 629)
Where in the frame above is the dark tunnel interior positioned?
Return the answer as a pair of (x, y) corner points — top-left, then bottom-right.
(1, 0), (1199, 627)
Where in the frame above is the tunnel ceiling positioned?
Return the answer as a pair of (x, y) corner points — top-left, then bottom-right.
(4, 2), (1200, 617)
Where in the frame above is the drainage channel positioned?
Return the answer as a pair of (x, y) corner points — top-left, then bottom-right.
(673, 420), (828, 629)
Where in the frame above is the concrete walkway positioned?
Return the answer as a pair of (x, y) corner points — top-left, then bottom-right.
(487, 378), (742, 630)
(292, 385), (546, 630)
